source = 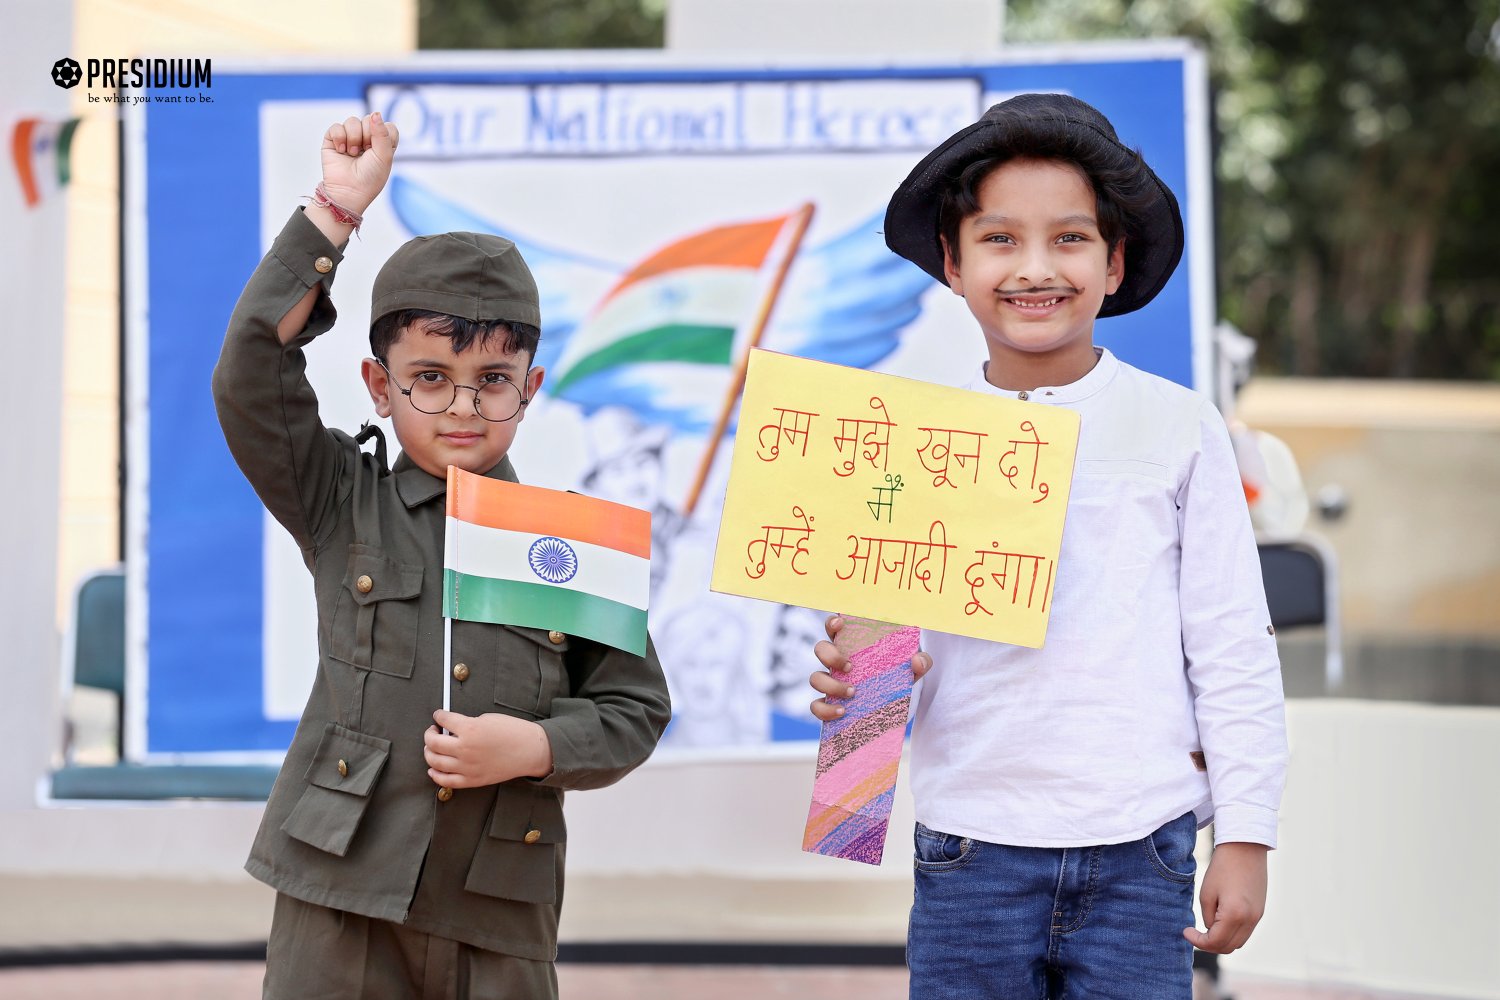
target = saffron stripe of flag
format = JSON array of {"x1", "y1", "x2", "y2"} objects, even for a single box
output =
[
  {"x1": 447, "y1": 470, "x2": 650, "y2": 559},
  {"x1": 596, "y1": 216, "x2": 791, "y2": 306},
  {"x1": 445, "y1": 467, "x2": 652, "y2": 656}
]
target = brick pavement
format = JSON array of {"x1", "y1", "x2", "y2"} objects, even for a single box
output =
[{"x1": 0, "y1": 962, "x2": 1444, "y2": 1000}]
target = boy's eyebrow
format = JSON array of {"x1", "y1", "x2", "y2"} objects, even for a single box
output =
[
  {"x1": 968, "y1": 213, "x2": 1100, "y2": 229},
  {"x1": 406, "y1": 357, "x2": 524, "y2": 371}
]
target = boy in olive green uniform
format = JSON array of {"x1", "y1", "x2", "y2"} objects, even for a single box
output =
[{"x1": 213, "y1": 112, "x2": 671, "y2": 999}]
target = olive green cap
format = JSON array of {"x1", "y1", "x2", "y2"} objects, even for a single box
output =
[{"x1": 370, "y1": 231, "x2": 541, "y2": 328}]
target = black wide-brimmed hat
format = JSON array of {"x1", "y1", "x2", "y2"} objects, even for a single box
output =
[{"x1": 884, "y1": 93, "x2": 1184, "y2": 318}]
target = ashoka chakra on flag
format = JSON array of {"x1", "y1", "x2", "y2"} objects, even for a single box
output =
[{"x1": 528, "y1": 536, "x2": 579, "y2": 584}]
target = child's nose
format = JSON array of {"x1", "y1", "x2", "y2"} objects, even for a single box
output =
[
  {"x1": 447, "y1": 385, "x2": 483, "y2": 416},
  {"x1": 1014, "y1": 245, "x2": 1056, "y2": 284}
]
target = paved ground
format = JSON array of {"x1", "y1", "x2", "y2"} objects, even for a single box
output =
[{"x1": 0, "y1": 961, "x2": 1442, "y2": 999}]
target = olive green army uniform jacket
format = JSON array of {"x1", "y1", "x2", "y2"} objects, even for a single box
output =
[{"x1": 212, "y1": 209, "x2": 671, "y2": 961}]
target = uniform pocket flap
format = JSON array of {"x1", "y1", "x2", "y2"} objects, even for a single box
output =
[
  {"x1": 303, "y1": 723, "x2": 391, "y2": 797},
  {"x1": 502, "y1": 623, "x2": 570, "y2": 654},
  {"x1": 487, "y1": 784, "x2": 566, "y2": 844},
  {"x1": 342, "y1": 546, "x2": 424, "y2": 606}
]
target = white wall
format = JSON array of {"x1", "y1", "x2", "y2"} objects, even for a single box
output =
[
  {"x1": 668, "y1": 0, "x2": 1003, "y2": 54},
  {"x1": 1246, "y1": 702, "x2": 1499, "y2": 996},
  {"x1": 0, "y1": 0, "x2": 71, "y2": 809}
]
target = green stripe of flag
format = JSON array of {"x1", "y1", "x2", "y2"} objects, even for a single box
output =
[
  {"x1": 552, "y1": 323, "x2": 733, "y2": 394},
  {"x1": 56, "y1": 118, "x2": 81, "y2": 187},
  {"x1": 444, "y1": 570, "x2": 648, "y2": 656}
]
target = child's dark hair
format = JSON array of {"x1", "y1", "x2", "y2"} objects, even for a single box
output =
[
  {"x1": 937, "y1": 118, "x2": 1161, "y2": 266},
  {"x1": 370, "y1": 309, "x2": 541, "y2": 363}
]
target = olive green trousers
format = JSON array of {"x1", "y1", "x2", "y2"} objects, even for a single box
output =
[{"x1": 264, "y1": 893, "x2": 557, "y2": 1000}]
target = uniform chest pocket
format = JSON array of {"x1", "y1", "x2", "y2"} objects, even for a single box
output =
[
  {"x1": 492, "y1": 625, "x2": 569, "y2": 719},
  {"x1": 328, "y1": 545, "x2": 425, "y2": 679}
]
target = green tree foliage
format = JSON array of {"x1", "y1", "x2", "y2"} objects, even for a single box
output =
[
  {"x1": 1009, "y1": 0, "x2": 1500, "y2": 378},
  {"x1": 418, "y1": 0, "x2": 664, "y2": 50}
]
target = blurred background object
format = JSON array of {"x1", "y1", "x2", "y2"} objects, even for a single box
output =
[{"x1": 1006, "y1": 0, "x2": 1500, "y2": 381}]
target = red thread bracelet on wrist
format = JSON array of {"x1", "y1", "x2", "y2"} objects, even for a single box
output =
[{"x1": 312, "y1": 182, "x2": 364, "y2": 232}]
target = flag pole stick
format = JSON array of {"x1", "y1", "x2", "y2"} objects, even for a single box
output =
[
  {"x1": 442, "y1": 616, "x2": 451, "y2": 716},
  {"x1": 682, "y1": 202, "x2": 816, "y2": 518},
  {"x1": 442, "y1": 465, "x2": 456, "y2": 731}
]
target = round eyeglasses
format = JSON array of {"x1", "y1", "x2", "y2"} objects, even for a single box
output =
[{"x1": 376, "y1": 359, "x2": 530, "y2": 423}]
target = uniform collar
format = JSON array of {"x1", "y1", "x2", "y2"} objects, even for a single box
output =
[
  {"x1": 967, "y1": 347, "x2": 1120, "y2": 405},
  {"x1": 392, "y1": 452, "x2": 519, "y2": 508}
]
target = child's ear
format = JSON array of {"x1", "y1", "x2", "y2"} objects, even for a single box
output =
[
  {"x1": 362, "y1": 358, "x2": 394, "y2": 418},
  {"x1": 519, "y1": 365, "x2": 546, "y2": 421},
  {"x1": 940, "y1": 237, "x2": 963, "y2": 297},
  {"x1": 1106, "y1": 239, "x2": 1126, "y2": 297}
]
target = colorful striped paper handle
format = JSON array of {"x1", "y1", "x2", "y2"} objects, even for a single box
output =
[{"x1": 802, "y1": 616, "x2": 920, "y2": 866}]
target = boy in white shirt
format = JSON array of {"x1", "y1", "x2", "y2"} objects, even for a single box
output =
[{"x1": 809, "y1": 94, "x2": 1287, "y2": 999}]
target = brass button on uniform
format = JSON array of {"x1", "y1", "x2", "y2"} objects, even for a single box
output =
[
  {"x1": 436, "y1": 786, "x2": 453, "y2": 802},
  {"x1": 523, "y1": 829, "x2": 542, "y2": 845},
  {"x1": 314, "y1": 255, "x2": 334, "y2": 274},
  {"x1": 452, "y1": 662, "x2": 470, "y2": 682},
  {"x1": 337, "y1": 758, "x2": 348, "y2": 777},
  {"x1": 547, "y1": 630, "x2": 565, "y2": 645},
  {"x1": 356, "y1": 574, "x2": 373, "y2": 594}
]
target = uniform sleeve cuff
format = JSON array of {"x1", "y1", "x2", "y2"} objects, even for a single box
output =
[
  {"x1": 270, "y1": 208, "x2": 346, "y2": 291},
  {"x1": 531, "y1": 699, "x2": 602, "y2": 788},
  {"x1": 1210, "y1": 803, "x2": 1279, "y2": 849}
]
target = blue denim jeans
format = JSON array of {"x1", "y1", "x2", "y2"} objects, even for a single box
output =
[{"x1": 907, "y1": 812, "x2": 1197, "y2": 999}]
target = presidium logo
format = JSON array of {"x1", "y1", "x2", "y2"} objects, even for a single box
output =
[
  {"x1": 51, "y1": 58, "x2": 82, "y2": 89},
  {"x1": 50, "y1": 56, "x2": 213, "y2": 104}
]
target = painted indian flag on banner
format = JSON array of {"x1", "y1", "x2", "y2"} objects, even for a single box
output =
[
  {"x1": 443, "y1": 467, "x2": 652, "y2": 656},
  {"x1": 549, "y1": 207, "x2": 811, "y2": 431}
]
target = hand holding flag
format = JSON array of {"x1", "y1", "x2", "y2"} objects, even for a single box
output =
[{"x1": 424, "y1": 710, "x2": 554, "y2": 787}]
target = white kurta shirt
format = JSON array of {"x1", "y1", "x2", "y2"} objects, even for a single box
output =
[{"x1": 914, "y1": 349, "x2": 1288, "y2": 848}]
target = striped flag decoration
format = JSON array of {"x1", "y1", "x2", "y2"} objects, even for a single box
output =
[
  {"x1": 803, "y1": 617, "x2": 920, "y2": 865},
  {"x1": 11, "y1": 117, "x2": 82, "y2": 208},
  {"x1": 444, "y1": 467, "x2": 651, "y2": 656}
]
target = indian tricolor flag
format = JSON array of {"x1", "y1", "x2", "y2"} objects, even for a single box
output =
[
  {"x1": 12, "y1": 117, "x2": 82, "y2": 208},
  {"x1": 443, "y1": 467, "x2": 651, "y2": 656},
  {"x1": 549, "y1": 206, "x2": 813, "y2": 430}
]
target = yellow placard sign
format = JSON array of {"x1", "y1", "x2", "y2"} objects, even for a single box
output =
[{"x1": 711, "y1": 350, "x2": 1080, "y2": 647}]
